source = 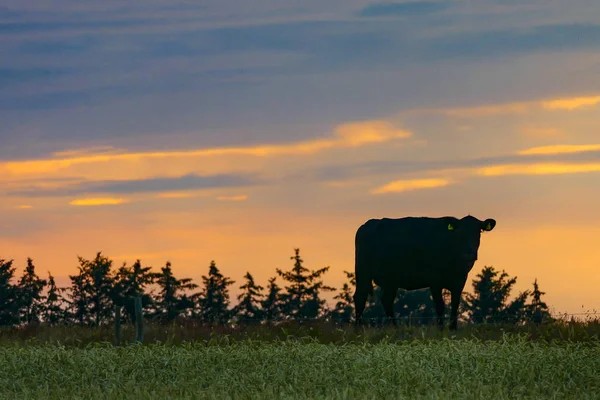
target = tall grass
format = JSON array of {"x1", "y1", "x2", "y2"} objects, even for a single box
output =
[
  {"x1": 1, "y1": 319, "x2": 599, "y2": 347},
  {"x1": 0, "y1": 336, "x2": 599, "y2": 399}
]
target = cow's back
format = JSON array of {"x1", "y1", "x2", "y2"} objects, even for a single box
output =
[{"x1": 355, "y1": 217, "x2": 452, "y2": 288}]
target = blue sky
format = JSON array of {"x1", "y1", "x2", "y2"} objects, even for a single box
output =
[{"x1": 2, "y1": 0, "x2": 600, "y2": 314}]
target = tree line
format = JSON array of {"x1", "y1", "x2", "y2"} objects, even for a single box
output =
[{"x1": 0, "y1": 248, "x2": 552, "y2": 328}]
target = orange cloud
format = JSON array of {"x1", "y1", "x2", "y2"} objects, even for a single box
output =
[
  {"x1": 370, "y1": 178, "x2": 452, "y2": 194},
  {"x1": 0, "y1": 120, "x2": 412, "y2": 178},
  {"x1": 16, "y1": 205, "x2": 33, "y2": 209},
  {"x1": 440, "y1": 103, "x2": 530, "y2": 117},
  {"x1": 542, "y1": 96, "x2": 600, "y2": 110},
  {"x1": 476, "y1": 162, "x2": 600, "y2": 176},
  {"x1": 216, "y1": 195, "x2": 248, "y2": 201},
  {"x1": 156, "y1": 191, "x2": 204, "y2": 199},
  {"x1": 69, "y1": 197, "x2": 128, "y2": 206},
  {"x1": 520, "y1": 126, "x2": 564, "y2": 138},
  {"x1": 518, "y1": 144, "x2": 600, "y2": 156}
]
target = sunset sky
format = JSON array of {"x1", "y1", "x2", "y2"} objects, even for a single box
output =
[{"x1": 2, "y1": 0, "x2": 600, "y2": 316}]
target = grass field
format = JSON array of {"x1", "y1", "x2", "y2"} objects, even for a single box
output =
[{"x1": 1, "y1": 325, "x2": 599, "y2": 399}]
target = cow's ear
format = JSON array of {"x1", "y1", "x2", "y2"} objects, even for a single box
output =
[{"x1": 481, "y1": 218, "x2": 496, "y2": 231}]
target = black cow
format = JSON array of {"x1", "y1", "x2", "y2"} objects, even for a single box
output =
[{"x1": 353, "y1": 215, "x2": 496, "y2": 330}]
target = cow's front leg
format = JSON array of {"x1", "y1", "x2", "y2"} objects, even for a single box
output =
[
  {"x1": 431, "y1": 288, "x2": 445, "y2": 330},
  {"x1": 449, "y1": 281, "x2": 467, "y2": 330}
]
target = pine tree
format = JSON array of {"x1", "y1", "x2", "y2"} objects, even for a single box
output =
[
  {"x1": 527, "y1": 278, "x2": 552, "y2": 325},
  {"x1": 67, "y1": 252, "x2": 115, "y2": 326},
  {"x1": 276, "y1": 248, "x2": 336, "y2": 321},
  {"x1": 43, "y1": 272, "x2": 66, "y2": 326},
  {"x1": 67, "y1": 267, "x2": 91, "y2": 326},
  {"x1": 232, "y1": 272, "x2": 264, "y2": 324},
  {"x1": 152, "y1": 261, "x2": 197, "y2": 323},
  {"x1": 113, "y1": 259, "x2": 157, "y2": 323},
  {"x1": 463, "y1": 266, "x2": 529, "y2": 325},
  {"x1": 330, "y1": 271, "x2": 355, "y2": 324},
  {"x1": 0, "y1": 258, "x2": 19, "y2": 327},
  {"x1": 261, "y1": 276, "x2": 283, "y2": 323},
  {"x1": 197, "y1": 260, "x2": 234, "y2": 325},
  {"x1": 16, "y1": 258, "x2": 47, "y2": 325}
]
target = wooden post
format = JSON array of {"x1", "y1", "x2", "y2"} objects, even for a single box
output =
[
  {"x1": 134, "y1": 296, "x2": 144, "y2": 343},
  {"x1": 114, "y1": 305, "x2": 121, "y2": 346}
]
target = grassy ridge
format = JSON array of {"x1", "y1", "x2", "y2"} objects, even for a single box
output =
[
  {"x1": 2, "y1": 319, "x2": 600, "y2": 346},
  {"x1": 1, "y1": 336, "x2": 599, "y2": 399}
]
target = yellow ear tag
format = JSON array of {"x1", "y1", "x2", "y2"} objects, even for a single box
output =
[
  {"x1": 485, "y1": 222, "x2": 492, "y2": 231},
  {"x1": 448, "y1": 224, "x2": 454, "y2": 231}
]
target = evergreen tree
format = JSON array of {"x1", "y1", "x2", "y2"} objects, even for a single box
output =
[
  {"x1": 276, "y1": 248, "x2": 336, "y2": 321},
  {"x1": 330, "y1": 271, "x2": 355, "y2": 324},
  {"x1": 43, "y1": 272, "x2": 66, "y2": 326},
  {"x1": 113, "y1": 259, "x2": 157, "y2": 323},
  {"x1": 67, "y1": 266, "x2": 91, "y2": 326},
  {"x1": 0, "y1": 258, "x2": 19, "y2": 327},
  {"x1": 527, "y1": 278, "x2": 552, "y2": 324},
  {"x1": 68, "y1": 252, "x2": 115, "y2": 326},
  {"x1": 261, "y1": 276, "x2": 283, "y2": 323},
  {"x1": 152, "y1": 261, "x2": 197, "y2": 323},
  {"x1": 463, "y1": 266, "x2": 529, "y2": 325},
  {"x1": 232, "y1": 272, "x2": 264, "y2": 324},
  {"x1": 16, "y1": 258, "x2": 47, "y2": 325},
  {"x1": 197, "y1": 260, "x2": 234, "y2": 325}
]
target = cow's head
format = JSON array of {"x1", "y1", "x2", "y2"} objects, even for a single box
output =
[{"x1": 442, "y1": 215, "x2": 496, "y2": 265}]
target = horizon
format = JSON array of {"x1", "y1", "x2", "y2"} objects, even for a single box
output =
[{"x1": 2, "y1": 0, "x2": 600, "y2": 317}]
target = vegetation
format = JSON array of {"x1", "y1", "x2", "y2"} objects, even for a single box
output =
[
  {"x1": 1, "y1": 337, "x2": 599, "y2": 399},
  {"x1": 0, "y1": 248, "x2": 559, "y2": 331}
]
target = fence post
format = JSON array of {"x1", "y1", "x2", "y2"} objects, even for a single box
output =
[
  {"x1": 134, "y1": 296, "x2": 144, "y2": 343},
  {"x1": 114, "y1": 305, "x2": 121, "y2": 346}
]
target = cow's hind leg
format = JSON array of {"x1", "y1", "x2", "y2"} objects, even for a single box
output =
[
  {"x1": 431, "y1": 288, "x2": 445, "y2": 330},
  {"x1": 353, "y1": 286, "x2": 368, "y2": 326},
  {"x1": 381, "y1": 286, "x2": 397, "y2": 327}
]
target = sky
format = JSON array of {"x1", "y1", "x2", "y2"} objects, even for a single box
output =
[{"x1": 2, "y1": 0, "x2": 600, "y2": 316}]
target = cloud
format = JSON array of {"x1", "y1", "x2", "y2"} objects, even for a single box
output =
[
  {"x1": 216, "y1": 195, "x2": 248, "y2": 201},
  {"x1": 428, "y1": 23, "x2": 600, "y2": 60},
  {"x1": 7, "y1": 173, "x2": 262, "y2": 198},
  {"x1": 410, "y1": 93, "x2": 600, "y2": 118},
  {"x1": 541, "y1": 95, "x2": 600, "y2": 110},
  {"x1": 370, "y1": 178, "x2": 452, "y2": 194},
  {"x1": 518, "y1": 144, "x2": 600, "y2": 156},
  {"x1": 475, "y1": 162, "x2": 600, "y2": 177},
  {"x1": 0, "y1": 120, "x2": 412, "y2": 178},
  {"x1": 155, "y1": 191, "x2": 205, "y2": 199},
  {"x1": 435, "y1": 102, "x2": 530, "y2": 117},
  {"x1": 520, "y1": 126, "x2": 564, "y2": 137},
  {"x1": 358, "y1": 2, "x2": 448, "y2": 18},
  {"x1": 16, "y1": 205, "x2": 33, "y2": 209},
  {"x1": 69, "y1": 197, "x2": 127, "y2": 206}
]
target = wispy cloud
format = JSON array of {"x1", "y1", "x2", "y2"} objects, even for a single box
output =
[
  {"x1": 1, "y1": 120, "x2": 412, "y2": 178},
  {"x1": 216, "y1": 195, "x2": 248, "y2": 201},
  {"x1": 370, "y1": 178, "x2": 452, "y2": 194},
  {"x1": 69, "y1": 197, "x2": 128, "y2": 206},
  {"x1": 518, "y1": 144, "x2": 600, "y2": 156},
  {"x1": 358, "y1": 2, "x2": 448, "y2": 18},
  {"x1": 155, "y1": 191, "x2": 204, "y2": 199},
  {"x1": 16, "y1": 205, "x2": 33, "y2": 209},
  {"x1": 7, "y1": 173, "x2": 262, "y2": 198},
  {"x1": 411, "y1": 93, "x2": 600, "y2": 118},
  {"x1": 542, "y1": 96, "x2": 600, "y2": 110},
  {"x1": 520, "y1": 126, "x2": 565, "y2": 138},
  {"x1": 475, "y1": 162, "x2": 600, "y2": 176}
]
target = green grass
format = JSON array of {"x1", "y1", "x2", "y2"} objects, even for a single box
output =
[{"x1": 1, "y1": 335, "x2": 599, "y2": 399}]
